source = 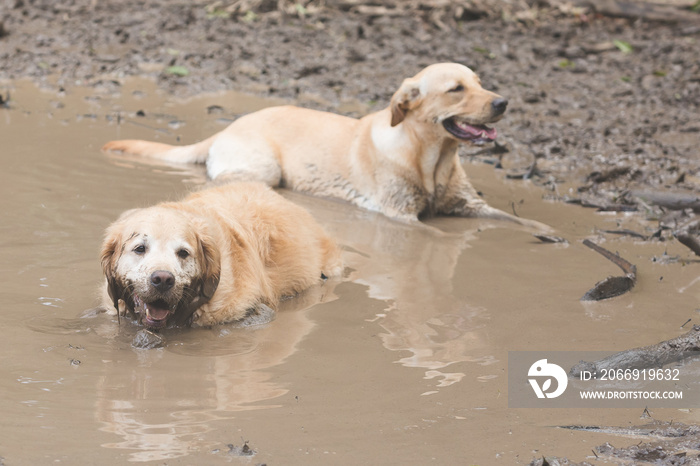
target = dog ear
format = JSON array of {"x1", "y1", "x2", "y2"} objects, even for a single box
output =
[
  {"x1": 172, "y1": 228, "x2": 221, "y2": 327},
  {"x1": 197, "y1": 229, "x2": 221, "y2": 300},
  {"x1": 390, "y1": 80, "x2": 422, "y2": 127},
  {"x1": 100, "y1": 224, "x2": 123, "y2": 311}
]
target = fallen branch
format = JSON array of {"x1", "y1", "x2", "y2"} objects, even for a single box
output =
[
  {"x1": 565, "y1": 197, "x2": 607, "y2": 209},
  {"x1": 596, "y1": 204, "x2": 638, "y2": 212},
  {"x1": 673, "y1": 217, "x2": 700, "y2": 256},
  {"x1": 573, "y1": 0, "x2": 700, "y2": 23},
  {"x1": 534, "y1": 234, "x2": 568, "y2": 244},
  {"x1": 583, "y1": 239, "x2": 636, "y2": 276},
  {"x1": 629, "y1": 189, "x2": 700, "y2": 212},
  {"x1": 570, "y1": 325, "x2": 700, "y2": 377},
  {"x1": 332, "y1": 0, "x2": 496, "y2": 21},
  {"x1": 581, "y1": 239, "x2": 637, "y2": 301},
  {"x1": 505, "y1": 158, "x2": 539, "y2": 180},
  {"x1": 599, "y1": 228, "x2": 648, "y2": 240}
]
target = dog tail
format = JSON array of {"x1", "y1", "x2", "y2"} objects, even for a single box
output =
[{"x1": 102, "y1": 135, "x2": 216, "y2": 164}]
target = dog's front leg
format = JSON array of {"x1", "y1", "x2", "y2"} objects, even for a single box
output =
[
  {"x1": 232, "y1": 303, "x2": 276, "y2": 327},
  {"x1": 438, "y1": 169, "x2": 552, "y2": 231}
]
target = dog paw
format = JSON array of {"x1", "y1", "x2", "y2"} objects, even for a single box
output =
[{"x1": 231, "y1": 303, "x2": 276, "y2": 328}]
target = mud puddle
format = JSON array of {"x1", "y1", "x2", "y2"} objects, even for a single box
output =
[{"x1": 1, "y1": 80, "x2": 700, "y2": 464}]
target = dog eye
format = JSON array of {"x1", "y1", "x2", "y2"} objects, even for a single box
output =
[
  {"x1": 177, "y1": 249, "x2": 190, "y2": 259},
  {"x1": 448, "y1": 84, "x2": 465, "y2": 93},
  {"x1": 133, "y1": 244, "x2": 146, "y2": 255}
]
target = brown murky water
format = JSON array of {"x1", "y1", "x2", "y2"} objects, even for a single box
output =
[{"x1": 2, "y1": 79, "x2": 700, "y2": 465}]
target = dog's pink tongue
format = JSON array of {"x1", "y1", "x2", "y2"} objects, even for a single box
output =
[
  {"x1": 481, "y1": 126, "x2": 497, "y2": 139},
  {"x1": 145, "y1": 303, "x2": 170, "y2": 321},
  {"x1": 458, "y1": 121, "x2": 497, "y2": 140}
]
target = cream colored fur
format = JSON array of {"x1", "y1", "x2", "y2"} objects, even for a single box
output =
[
  {"x1": 103, "y1": 63, "x2": 549, "y2": 230},
  {"x1": 100, "y1": 182, "x2": 342, "y2": 327}
]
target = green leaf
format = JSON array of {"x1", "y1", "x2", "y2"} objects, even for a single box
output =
[
  {"x1": 558, "y1": 59, "x2": 575, "y2": 69},
  {"x1": 473, "y1": 46, "x2": 496, "y2": 59},
  {"x1": 613, "y1": 39, "x2": 633, "y2": 54},
  {"x1": 166, "y1": 66, "x2": 189, "y2": 77},
  {"x1": 294, "y1": 3, "x2": 308, "y2": 17},
  {"x1": 242, "y1": 10, "x2": 258, "y2": 22},
  {"x1": 205, "y1": 3, "x2": 231, "y2": 18}
]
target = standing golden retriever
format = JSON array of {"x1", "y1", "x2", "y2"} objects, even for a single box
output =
[
  {"x1": 103, "y1": 62, "x2": 547, "y2": 229},
  {"x1": 100, "y1": 183, "x2": 342, "y2": 328}
]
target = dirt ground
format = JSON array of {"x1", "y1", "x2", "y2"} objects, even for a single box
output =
[
  {"x1": 2, "y1": 0, "x2": 699, "y2": 214},
  {"x1": 2, "y1": 1, "x2": 700, "y2": 464}
]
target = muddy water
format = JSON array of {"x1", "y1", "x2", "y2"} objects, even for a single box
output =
[{"x1": 1, "y1": 79, "x2": 699, "y2": 465}]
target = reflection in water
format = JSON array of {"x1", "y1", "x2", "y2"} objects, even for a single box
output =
[
  {"x1": 92, "y1": 282, "x2": 338, "y2": 462},
  {"x1": 353, "y1": 231, "x2": 491, "y2": 391},
  {"x1": 284, "y1": 192, "x2": 504, "y2": 392},
  {"x1": 99, "y1": 399, "x2": 217, "y2": 462}
]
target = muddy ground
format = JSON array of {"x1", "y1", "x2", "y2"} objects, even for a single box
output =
[
  {"x1": 2, "y1": 0, "x2": 700, "y2": 216},
  {"x1": 2, "y1": 0, "x2": 700, "y2": 464}
]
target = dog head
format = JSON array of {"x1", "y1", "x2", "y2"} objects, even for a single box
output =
[
  {"x1": 100, "y1": 207, "x2": 220, "y2": 329},
  {"x1": 390, "y1": 63, "x2": 507, "y2": 144}
]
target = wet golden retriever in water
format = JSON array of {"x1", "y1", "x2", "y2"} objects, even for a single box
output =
[
  {"x1": 100, "y1": 183, "x2": 343, "y2": 329},
  {"x1": 103, "y1": 63, "x2": 548, "y2": 230}
]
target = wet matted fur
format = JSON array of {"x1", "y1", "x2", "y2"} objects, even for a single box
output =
[{"x1": 100, "y1": 183, "x2": 343, "y2": 328}]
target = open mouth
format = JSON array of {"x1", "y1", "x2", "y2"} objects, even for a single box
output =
[
  {"x1": 443, "y1": 117, "x2": 497, "y2": 143},
  {"x1": 134, "y1": 295, "x2": 172, "y2": 329}
]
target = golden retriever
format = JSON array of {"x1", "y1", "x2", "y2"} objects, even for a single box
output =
[
  {"x1": 100, "y1": 182, "x2": 342, "y2": 328},
  {"x1": 103, "y1": 62, "x2": 547, "y2": 229}
]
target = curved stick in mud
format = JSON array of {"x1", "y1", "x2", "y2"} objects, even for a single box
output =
[
  {"x1": 673, "y1": 217, "x2": 700, "y2": 257},
  {"x1": 581, "y1": 239, "x2": 637, "y2": 301}
]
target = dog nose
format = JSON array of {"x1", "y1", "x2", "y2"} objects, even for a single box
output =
[
  {"x1": 491, "y1": 98, "x2": 508, "y2": 115},
  {"x1": 150, "y1": 270, "x2": 175, "y2": 292}
]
